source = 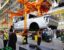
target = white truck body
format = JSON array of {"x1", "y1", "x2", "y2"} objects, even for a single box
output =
[{"x1": 13, "y1": 14, "x2": 58, "y2": 30}]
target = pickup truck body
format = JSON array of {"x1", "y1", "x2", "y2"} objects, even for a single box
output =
[{"x1": 13, "y1": 14, "x2": 58, "y2": 31}]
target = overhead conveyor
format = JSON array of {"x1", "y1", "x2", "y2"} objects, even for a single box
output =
[
  {"x1": 0, "y1": 0, "x2": 9, "y2": 10},
  {"x1": 47, "y1": 6, "x2": 64, "y2": 14},
  {"x1": 0, "y1": 0, "x2": 18, "y2": 15}
]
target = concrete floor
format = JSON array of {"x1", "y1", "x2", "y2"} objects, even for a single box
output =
[
  {"x1": 0, "y1": 35, "x2": 64, "y2": 50},
  {"x1": 16, "y1": 36, "x2": 64, "y2": 50}
]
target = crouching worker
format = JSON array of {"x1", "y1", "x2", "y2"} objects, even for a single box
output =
[{"x1": 22, "y1": 30, "x2": 28, "y2": 44}]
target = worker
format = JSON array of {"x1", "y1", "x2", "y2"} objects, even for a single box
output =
[
  {"x1": 8, "y1": 31, "x2": 17, "y2": 50},
  {"x1": 35, "y1": 30, "x2": 42, "y2": 50},
  {"x1": 4, "y1": 30, "x2": 9, "y2": 48},
  {"x1": 0, "y1": 31, "x2": 4, "y2": 49},
  {"x1": 9, "y1": 25, "x2": 14, "y2": 34},
  {"x1": 37, "y1": 30, "x2": 41, "y2": 46},
  {"x1": 22, "y1": 30, "x2": 28, "y2": 44}
]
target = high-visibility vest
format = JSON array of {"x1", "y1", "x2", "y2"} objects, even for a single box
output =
[
  {"x1": 35, "y1": 35, "x2": 38, "y2": 41},
  {"x1": 4, "y1": 32, "x2": 9, "y2": 40},
  {"x1": 23, "y1": 36, "x2": 26, "y2": 43},
  {"x1": 35, "y1": 32, "x2": 41, "y2": 41}
]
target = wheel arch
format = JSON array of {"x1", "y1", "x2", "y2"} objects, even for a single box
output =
[{"x1": 29, "y1": 22, "x2": 39, "y2": 31}]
